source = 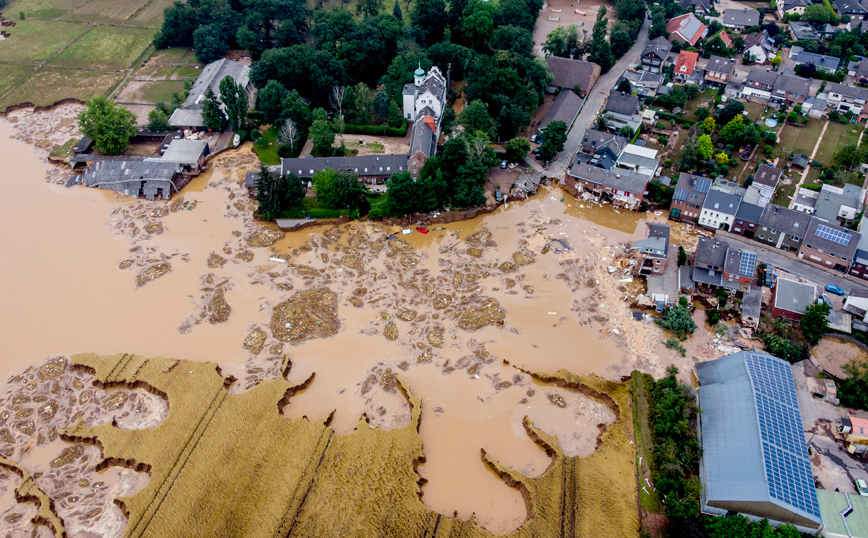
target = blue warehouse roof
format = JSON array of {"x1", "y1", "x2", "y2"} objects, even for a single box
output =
[{"x1": 697, "y1": 351, "x2": 822, "y2": 528}]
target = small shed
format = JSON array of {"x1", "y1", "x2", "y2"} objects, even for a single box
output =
[{"x1": 156, "y1": 139, "x2": 210, "y2": 172}]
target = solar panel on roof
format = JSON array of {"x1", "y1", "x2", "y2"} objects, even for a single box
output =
[
  {"x1": 815, "y1": 224, "x2": 852, "y2": 246},
  {"x1": 743, "y1": 353, "x2": 821, "y2": 519},
  {"x1": 739, "y1": 252, "x2": 757, "y2": 277}
]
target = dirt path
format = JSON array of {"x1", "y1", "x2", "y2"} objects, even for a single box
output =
[{"x1": 788, "y1": 119, "x2": 829, "y2": 208}]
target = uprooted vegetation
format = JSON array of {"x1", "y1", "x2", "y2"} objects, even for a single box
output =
[{"x1": 51, "y1": 353, "x2": 639, "y2": 537}]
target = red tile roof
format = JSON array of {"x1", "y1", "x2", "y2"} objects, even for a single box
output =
[
  {"x1": 675, "y1": 50, "x2": 699, "y2": 76},
  {"x1": 719, "y1": 31, "x2": 733, "y2": 48}
]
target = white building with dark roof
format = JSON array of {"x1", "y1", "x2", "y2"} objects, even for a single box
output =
[
  {"x1": 401, "y1": 65, "x2": 447, "y2": 178},
  {"x1": 699, "y1": 189, "x2": 742, "y2": 230}
]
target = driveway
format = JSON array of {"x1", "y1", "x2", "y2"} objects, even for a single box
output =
[
  {"x1": 717, "y1": 231, "x2": 868, "y2": 294},
  {"x1": 646, "y1": 245, "x2": 680, "y2": 299}
]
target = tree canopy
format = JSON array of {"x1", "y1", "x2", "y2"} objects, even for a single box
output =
[
  {"x1": 77, "y1": 97, "x2": 138, "y2": 155},
  {"x1": 801, "y1": 300, "x2": 830, "y2": 346}
]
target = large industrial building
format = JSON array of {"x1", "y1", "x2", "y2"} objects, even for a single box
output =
[{"x1": 696, "y1": 351, "x2": 823, "y2": 531}]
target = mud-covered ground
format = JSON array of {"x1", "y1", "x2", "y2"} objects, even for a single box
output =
[{"x1": 0, "y1": 107, "x2": 723, "y2": 536}]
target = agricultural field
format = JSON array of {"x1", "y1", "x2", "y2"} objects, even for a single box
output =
[
  {"x1": 62, "y1": 352, "x2": 639, "y2": 538},
  {"x1": 0, "y1": 63, "x2": 36, "y2": 97},
  {"x1": 126, "y1": 0, "x2": 179, "y2": 28},
  {"x1": 118, "y1": 79, "x2": 187, "y2": 104},
  {"x1": 4, "y1": 0, "x2": 83, "y2": 20},
  {"x1": 49, "y1": 26, "x2": 154, "y2": 69},
  {"x1": 0, "y1": 66, "x2": 123, "y2": 110},
  {"x1": 0, "y1": 19, "x2": 87, "y2": 63},
  {"x1": 61, "y1": 0, "x2": 145, "y2": 25}
]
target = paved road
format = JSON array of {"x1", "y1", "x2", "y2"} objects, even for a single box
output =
[
  {"x1": 551, "y1": 18, "x2": 651, "y2": 177},
  {"x1": 717, "y1": 231, "x2": 868, "y2": 295}
]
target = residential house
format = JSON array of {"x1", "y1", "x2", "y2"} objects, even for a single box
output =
[
  {"x1": 539, "y1": 90, "x2": 583, "y2": 132},
  {"x1": 756, "y1": 204, "x2": 811, "y2": 251},
  {"x1": 281, "y1": 155, "x2": 410, "y2": 184},
  {"x1": 826, "y1": 82, "x2": 868, "y2": 116},
  {"x1": 793, "y1": 187, "x2": 819, "y2": 214},
  {"x1": 848, "y1": 232, "x2": 868, "y2": 280},
  {"x1": 545, "y1": 56, "x2": 601, "y2": 97},
  {"x1": 777, "y1": 0, "x2": 811, "y2": 18},
  {"x1": 615, "y1": 143, "x2": 659, "y2": 179},
  {"x1": 408, "y1": 113, "x2": 438, "y2": 178},
  {"x1": 678, "y1": 0, "x2": 711, "y2": 15},
  {"x1": 731, "y1": 202, "x2": 765, "y2": 238},
  {"x1": 667, "y1": 13, "x2": 709, "y2": 47},
  {"x1": 847, "y1": 56, "x2": 868, "y2": 81},
  {"x1": 813, "y1": 183, "x2": 866, "y2": 224},
  {"x1": 564, "y1": 164, "x2": 649, "y2": 209},
  {"x1": 81, "y1": 160, "x2": 186, "y2": 201},
  {"x1": 641, "y1": 37, "x2": 672, "y2": 73},
  {"x1": 632, "y1": 223, "x2": 671, "y2": 276},
  {"x1": 839, "y1": 416, "x2": 868, "y2": 456},
  {"x1": 741, "y1": 288, "x2": 763, "y2": 328},
  {"x1": 743, "y1": 32, "x2": 773, "y2": 64},
  {"x1": 699, "y1": 188, "x2": 742, "y2": 230},
  {"x1": 692, "y1": 237, "x2": 729, "y2": 288},
  {"x1": 792, "y1": 153, "x2": 811, "y2": 169},
  {"x1": 704, "y1": 55, "x2": 736, "y2": 86},
  {"x1": 618, "y1": 70, "x2": 664, "y2": 99},
  {"x1": 718, "y1": 31, "x2": 735, "y2": 50},
  {"x1": 722, "y1": 247, "x2": 758, "y2": 290},
  {"x1": 723, "y1": 8, "x2": 760, "y2": 30},
  {"x1": 670, "y1": 172, "x2": 711, "y2": 222},
  {"x1": 743, "y1": 163, "x2": 782, "y2": 207},
  {"x1": 790, "y1": 47, "x2": 841, "y2": 73},
  {"x1": 147, "y1": 139, "x2": 210, "y2": 173},
  {"x1": 741, "y1": 68, "x2": 812, "y2": 104},
  {"x1": 770, "y1": 278, "x2": 817, "y2": 320},
  {"x1": 244, "y1": 171, "x2": 260, "y2": 197},
  {"x1": 604, "y1": 90, "x2": 640, "y2": 116},
  {"x1": 804, "y1": 95, "x2": 828, "y2": 117},
  {"x1": 402, "y1": 65, "x2": 446, "y2": 121},
  {"x1": 674, "y1": 50, "x2": 700, "y2": 83},
  {"x1": 843, "y1": 288, "x2": 868, "y2": 317},
  {"x1": 603, "y1": 109, "x2": 643, "y2": 136},
  {"x1": 833, "y1": 0, "x2": 868, "y2": 21},
  {"x1": 168, "y1": 59, "x2": 254, "y2": 131},
  {"x1": 798, "y1": 217, "x2": 860, "y2": 271},
  {"x1": 578, "y1": 130, "x2": 628, "y2": 171},
  {"x1": 789, "y1": 21, "x2": 821, "y2": 42}
]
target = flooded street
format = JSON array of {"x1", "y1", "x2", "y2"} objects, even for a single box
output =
[{"x1": 0, "y1": 107, "x2": 690, "y2": 535}]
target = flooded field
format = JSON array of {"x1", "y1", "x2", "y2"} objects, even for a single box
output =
[
  {"x1": 813, "y1": 336, "x2": 868, "y2": 379},
  {"x1": 0, "y1": 107, "x2": 694, "y2": 536}
]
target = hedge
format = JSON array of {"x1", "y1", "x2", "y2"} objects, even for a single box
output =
[
  {"x1": 343, "y1": 122, "x2": 408, "y2": 137},
  {"x1": 650, "y1": 109, "x2": 696, "y2": 126},
  {"x1": 802, "y1": 184, "x2": 822, "y2": 191},
  {"x1": 259, "y1": 208, "x2": 354, "y2": 220}
]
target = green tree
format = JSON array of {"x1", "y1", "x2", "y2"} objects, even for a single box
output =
[
  {"x1": 218, "y1": 75, "x2": 249, "y2": 133},
  {"x1": 588, "y1": 7, "x2": 614, "y2": 73},
  {"x1": 77, "y1": 97, "x2": 138, "y2": 155},
  {"x1": 309, "y1": 117, "x2": 335, "y2": 156},
  {"x1": 719, "y1": 114, "x2": 745, "y2": 145},
  {"x1": 201, "y1": 87, "x2": 227, "y2": 132},
  {"x1": 357, "y1": 0, "x2": 384, "y2": 18},
  {"x1": 255, "y1": 165, "x2": 287, "y2": 217},
  {"x1": 543, "y1": 25, "x2": 573, "y2": 57},
  {"x1": 256, "y1": 80, "x2": 287, "y2": 123},
  {"x1": 836, "y1": 144, "x2": 867, "y2": 169},
  {"x1": 654, "y1": 303, "x2": 697, "y2": 339},
  {"x1": 312, "y1": 168, "x2": 365, "y2": 209},
  {"x1": 412, "y1": 0, "x2": 448, "y2": 45},
  {"x1": 616, "y1": 78, "x2": 632, "y2": 94},
  {"x1": 384, "y1": 171, "x2": 418, "y2": 215},
  {"x1": 284, "y1": 173, "x2": 306, "y2": 210},
  {"x1": 193, "y1": 24, "x2": 229, "y2": 64},
  {"x1": 771, "y1": 54, "x2": 782, "y2": 70},
  {"x1": 840, "y1": 359, "x2": 868, "y2": 410},
  {"x1": 678, "y1": 246, "x2": 687, "y2": 266},
  {"x1": 719, "y1": 100, "x2": 745, "y2": 124},
  {"x1": 715, "y1": 152, "x2": 730, "y2": 166},
  {"x1": 393, "y1": 0, "x2": 402, "y2": 20},
  {"x1": 539, "y1": 120, "x2": 567, "y2": 161},
  {"x1": 279, "y1": 89, "x2": 313, "y2": 133},
  {"x1": 619, "y1": 125, "x2": 634, "y2": 139},
  {"x1": 759, "y1": 332, "x2": 807, "y2": 362},
  {"x1": 461, "y1": 0, "x2": 496, "y2": 49},
  {"x1": 458, "y1": 101, "x2": 495, "y2": 139},
  {"x1": 697, "y1": 134, "x2": 714, "y2": 161},
  {"x1": 694, "y1": 106, "x2": 710, "y2": 120},
  {"x1": 147, "y1": 108, "x2": 169, "y2": 131},
  {"x1": 504, "y1": 137, "x2": 531, "y2": 161},
  {"x1": 649, "y1": 11, "x2": 667, "y2": 39},
  {"x1": 595, "y1": 112, "x2": 610, "y2": 131},
  {"x1": 679, "y1": 134, "x2": 700, "y2": 170},
  {"x1": 801, "y1": 300, "x2": 830, "y2": 346},
  {"x1": 803, "y1": 2, "x2": 832, "y2": 23},
  {"x1": 703, "y1": 116, "x2": 716, "y2": 133},
  {"x1": 387, "y1": 100, "x2": 405, "y2": 128}
]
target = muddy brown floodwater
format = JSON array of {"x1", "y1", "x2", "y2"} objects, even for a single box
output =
[{"x1": 0, "y1": 107, "x2": 694, "y2": 536}]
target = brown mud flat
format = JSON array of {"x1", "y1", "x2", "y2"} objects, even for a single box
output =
[{"x1": 37, "y1": 352, "x2": 638, "y2": 538}]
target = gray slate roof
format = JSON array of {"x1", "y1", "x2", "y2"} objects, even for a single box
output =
[
  {"x1": 781, "y1": 0, "x2": 811, "y2": 11},
  {"x1": 697, "y1": 352, "x2": 822, "y2": 528},
  {"x1": 633, "y1": 222, "x2": 671, "y2": 253},
  {"x1": 753, "y1": 164, "x2": 783, "y2": 189},
  {"x1": 540, "y1": 90, "x2": 583, "y2": 131},
  {"x1": 153, "y1": 139, "x2": 209, "y2": 165},
  {"x1": 567, "y1": 164, "x2": 649, "y2": 195},
  {"x1": 792, "y1": 49, "x2": 841, "y2": 71},
  {"x1": 168, "y1": 59, "x2": 251, "y2": 128},
  {"x1": 703, "y1": 189, "x2": 742, "y2": 216},
  {"x1": 82, "y1": 159, "x2": 180, "y2": 188},
  {"x1": 545, "y1": 56, "x2": 600, "y2": 93},
  {"x1": 673, "y1": 173, "x2": 711, "y2": 203},
  {"x1": 803, "y1": 217, "x2": 860, "y2": 259},
  {"x1": 696, "y1": 236, "x2": 729, "y2": 268},
  {"x1": 679, "y1": 0, "x2": 710, "y2": 11},
  {"x1": 706, "y1": 55, "x2": 736, "y2": 76},
  {"x1": 774, "y1": 278, "x2": 817, "y2": 314},
  {"x1": 723, "y1": 8, "x2": 760, "y2": 26},
  {"x1": 693, "y1": 266, "x2": 723, "y2": 286},
  {"x1": 581, "y1": 130, "x2": 627, "y2": 155},
  {"x1": 814, "y1": 183, "x2": 865, "y2": 222},
  {"x1": 736, "y1": 201, "x2": 765, "y2": 223},
  {"x1": 759, "y1": 204, "x2": 811, "y2": 239},
  {"x1": 281, "y1": 154, "x2": 410, "y2": 178},
  {"x1": 834, "y1": 0, "x2": 868, "y2": 15},
  {"x1": 605, "y1": 90, "x2": 640, "y2": 116},
  {"x1": 643, "y1": 37, "x2": 672, "y2": 61},
  {"x1": 828, "y1": 81, "x2": 868, "y2": 101},
  {"x1": 789, "y1": 21, "x2": 821, "y2": 41},
  {"x1": 742, "y1": 288, "x2": 763, "y2": 319},
  {"x1": 409, "y1": 114, "x2": 437, "y2": 159}
]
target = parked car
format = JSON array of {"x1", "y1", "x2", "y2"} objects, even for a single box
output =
[
  {"x1": 856, "y1": 478, "x2": 868, "y2": 496},
  {"x1": 500, "y1": 160, "x2": 508, "y2": 169},
  {"x1": 826, "y1": 284, "x2": 845, "y2": 296},
  {"x1": 530, "y1": 134, "x2": 538, "y2": 143},
  {"x1": 532, "y1": 148, "x2": 541, "y2": 154}
]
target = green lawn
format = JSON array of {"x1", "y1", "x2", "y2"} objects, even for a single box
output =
[
  {"x1": 61, "y1": 0, "x2": 149, "y2": 25},
  {"x1": 684, "y1": 90, "x2": 717, "y2": 118},
  {"x1": 3, "y1": 0, "x2": 82, "y2": 19},
  {"x1": 254, "y1": 126, "x2": 281, "y2": 165},
  {"x1": 772, "y1": 179, "x2": 797, "y2": 207},
  {"x1": 135, "y1": 79, "x2": 187, "y2": 103},
  {"x1": 815, "y1": 121, "x2": 863, "y2": 168},
  {"x1": 775, "y1": 121, "x2": 820, "y2": 159},
  {"x1": 173, "y1": 66, "x2": 203, "y2": 78},
  {"x1": 631, "y1": 373, "x2": 662, "y2": 514},
  {"x1": 136, "y1": 65, "x2": 177, "y2": 78},
  {"x1": 148, "y1": 47, "x2": 195, "y2": 64},
  {"x1": 50, "y1": 26, "x2": 155, "y2": 69},
  {"x1": 0, "y1": 19, "x2": 87, "y2": 63},
  {"x1": 125, "y1": 0, "x2": 178, "y2": 27},
  {"x1": 0, "y1": 63, "x2": 36, "y2": 97},
  {"x1": 0, "y1": 66, "x2": 123, "y2": 111}
]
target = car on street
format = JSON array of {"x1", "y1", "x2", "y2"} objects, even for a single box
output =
[
  {"x1": 857, "y1": 478, "x2": 868, "y2": 496},
  {"x1": 826, "y1": 284, "x2": 845, "y2": 296},
  {"x1": 500, "y1": 160, "x2": 508, "y2": 169}
]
